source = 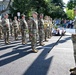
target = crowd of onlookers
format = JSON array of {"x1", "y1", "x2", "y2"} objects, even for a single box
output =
[{"x1": 53, "y1": 18, "x2": 74, "y2": 29}]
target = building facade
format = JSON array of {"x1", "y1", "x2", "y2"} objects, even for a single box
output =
[{"x1": 0, "y1": 0, "x2": 10, "y2": 16}]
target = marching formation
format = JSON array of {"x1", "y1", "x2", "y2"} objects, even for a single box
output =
[{"x1": 0, "y1": 12, "x2": 53, "y2": 53}]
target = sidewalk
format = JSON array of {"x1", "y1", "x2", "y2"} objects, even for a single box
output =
[{"x1": 0, "y1": 35, "x2": 75, "y2": 75}]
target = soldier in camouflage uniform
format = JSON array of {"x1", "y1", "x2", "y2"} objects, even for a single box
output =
[
  {"x1": 47, "y1": 16, "x2": 51, "y2": 39},
  {"x1": 20, "y1": 14, "x2": 28, "y2": 45},
  {"x1": 47, "y1": 16, "x2": 52, "y2": 38},
  {"x1": 9, "y1": 19, "x2": 13, "y2": 36},
  {"x1": 2, "y1": 14, "x2": 10, "y2": 44},
  {"x1": 38, "y1": 13, "x2": 45, "y2": 46},
  {"x1": 49, "y1": 17, "x2": 53, "y2": 37},
  {"x1": 27, "y1": 17, "x2": 32, "y2": 41},
  {"x1": 29, "y1": 12, "x2": 38, "y2": 53},
  {"x1": 44, "y1": 16, "x2": 49, "y2": 41},
  {"x1": 0, "y1": 17, "x2": 3, "y2": 39},
  {"x1": 12, "y1": 16, "x2": 19, "y2": 40}
]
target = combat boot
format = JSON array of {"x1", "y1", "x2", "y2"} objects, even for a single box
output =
[
  {"x1": 5, "y1": 41, "x2": 9, "y2": 45},
  {"x1": 22, "y1": 41, "x2": 26, "y2": 45},
  {"x1": 40, "y1": 43, "x2": 45, "y2": 46},
  {"x1": 70, "y1": 67, "x2": 76, "y2": 75},
  {"x1": 15, "y1": 38, "x2": 18, "y2": 41},
  {"x1": 70, "y1": 67, "x2": 76, "y2": 72},
  {"x1": 32, "y1": 49, "x2": 38, "y2": 53},
  {"x1": 45, "y1": 40, "x2": 48, "y2": 42},
  {"x1": 70, "y1": 71, "x2": 76, "y2": 75}
]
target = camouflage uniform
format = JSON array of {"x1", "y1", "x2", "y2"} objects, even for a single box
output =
[
  {"x1": 9, "y1": 19, "x2": 13, "y2": 36},
  {"x1": 38, "y1": 18, "x2": 45, "y2": 46},
  {"x1": 12, "y1": 17, "x2": 19, "y2": 40},
  {"x1": 20, "y1": 14, "x2": 28, "y2": 44},
  {"x1": 44, "y1": 19, "x2": 49, "y2": 41},
  {"x1": 2, "y1": 14, "x2": 10, "y2": 44},
  {"x1": 18, "y1": 19, "x2": 21, "y2": 35},
  {"x1": 0, "y1": 19, "x2": 3, "y2": 39},
  {"x1": 47, "y1": 21, "x2": 51, "y2": 38},
  {"x1": 29, "y1": 16, "x2": 38, "y2": 53},
  {"x1": 74, "y1": 19, "x2": 76, "y2": 32},
  {"x1": 27, "y1": 17, "x2": 32, "y2": 41},
  {"x1": 49, "y1": 18, "x2": 53, "y2": 37}
]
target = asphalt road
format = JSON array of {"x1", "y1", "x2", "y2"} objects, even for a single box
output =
[{"x1": 0, "y1": 35, "x2": 75, "y2": 75}]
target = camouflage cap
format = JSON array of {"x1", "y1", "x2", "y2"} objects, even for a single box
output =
[
  {"x1": 4, "y1": 13, "x2": 8, "y2": 16},
  {"x1": 40, "y1": 13, "x2": 44, "y2": 16},
  {"x1": 21, "y1": 14, "x2": 25, "y2": 17},
  {"x1": 32, "y1": 11, "x2": 38, "y2": 15}
]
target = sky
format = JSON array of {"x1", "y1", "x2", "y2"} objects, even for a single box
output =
[
  {"x1": 63, "y1": 0, "x2": 69, "y2": 4},
  {"x1": 0, "y1": 0, "x2": 3, "y2": 1}
]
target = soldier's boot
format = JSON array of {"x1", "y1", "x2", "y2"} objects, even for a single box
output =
[
  {"x1": 40, "y1": 43, "x2": 45, "y2": 46},
  {"x1": 0, "y1": 33, "x2": 2, "y2": 39},
  {"x1": 6, "y1": 37, "x2": 10, "y2": 44},
  {"x1": 5, "y1": 41, "x2": 8, "y2": 44},
  {"x1": 5, "y1": 38, "x2": 8, "y2": 44},
  {"x1": 0, "y1": 36, "x2": 2, "y2": 39},
  {"x1": 48, "y1": 36, "x2": 51, "y2": 39},
  {"x1": 7, "y1": 40, "x2": 10, "y2": 44},
  {"x1": 22, "y1": 41, "x2": 26, "y2": 45},
  {"x1": 32, "y1": 49, "x2": 38, "y2": 53},
  {"x1": 45, "y1": 39, "x2": 48, "y2": 42},
  {"x1": 70, "y1": 67, "x2": 76, "y2": 72},
  {"x1": 45, "y1": 36, "x2": 48, "y2": 42},
  {"x1": 15, "y1": 37, "x2": 18, "y2": 41},
  {"x1": 0, "y1": 33, "x2": 1, "y2": 39},
  {"x1": 5, "y1": 40, "x2": 9, "y2": 45},
  {"x1": 15, "y1": 34, "x2": 18, "y2": 40},
  {"x1": 70, "y1": 70, "x2": 76, "y2": 75}
]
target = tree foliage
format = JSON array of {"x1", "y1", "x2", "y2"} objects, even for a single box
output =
[
  {"x1": 67, "y1": 0, "x2": 76, "y2": 9},
  {"x1": 10, "y1": 0, "x2": 66, "y2": 18},
  {"x1": 66, "y1": 8, "x2": 74, "y2": 19}
]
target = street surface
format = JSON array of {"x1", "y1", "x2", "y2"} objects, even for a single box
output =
[{"x1": 0, "y1": 29, "x2": 75, "y2": 75}]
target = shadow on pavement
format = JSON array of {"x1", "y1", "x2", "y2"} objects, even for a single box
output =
[
  {"x1": 0, "y1": 47, "x2": 33, "y2": 67},
  {"x1": 58, "y1": 36, "x2": 71, "y2": 44},
  {"x1": 0, "y1": 35, "x2": 71, "y2": 73},
  {"x1": 23, "y1": 48, "x2": 53, "y2": 75}
]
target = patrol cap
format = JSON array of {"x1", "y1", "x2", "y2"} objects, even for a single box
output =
[
  {"x1": 4, "y1": 13, "x2": 8, "y2": 16},
  {"x1": 21, "y1": 14, "x2": 25, "y2": 17},
  {"x1": 32, "y1": 11, "x2": 38, "y2": 15},
  {"x1": 40, "y1": 13, "x2": 44, "y2": 16}
]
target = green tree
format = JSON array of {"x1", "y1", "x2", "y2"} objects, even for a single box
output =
[
  {"x1": 67, "y1": 0, "x2": 76, "y2": 9},
  {"x1": 46, "y1": 0, "x2": 66, "y2": 18},
  {"x1": 66, "y1": 8, "x2": 74, "y2": 19},
  {"x1": 51, "y1": 0, "x2": 64, "y2": 8},
  {"x1": 10, "y1": 0, "x2": 66, "y2": 18}
]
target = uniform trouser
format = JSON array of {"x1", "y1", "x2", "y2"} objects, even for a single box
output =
[
  {"x1": 50, "y1": 28, "x2": 52, "y2": 37},
  {"x1": 21, "y1": 30, "x2": 26, "y2": 43},
  {"x1": 39, "y1": 29, "x2": 44, "y2": 44},
  {"x1": 29, "y1": 30, "x2": 31, "y2": 40},
  {"x1": 0, "y1": 27, "x2": 2, "y2": 39},
  {"x1": 14, "y1": 27, "x2": 18, "y2": 40},
  {"x1": 4, "y1": 29, "x2": 9, "y2": 43},
  {"x1": 47, "y1": 27, "x2": 51, "y2": 38},
  {"x1": 10, "y1": 26, "x2": 13, "y2": 36},
  {"x1": 31, "y1": 33, "x2": 37, "y2": 50},
  {"x1": 44, "y1": 29, "x2": 48, "y2": 41}
]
